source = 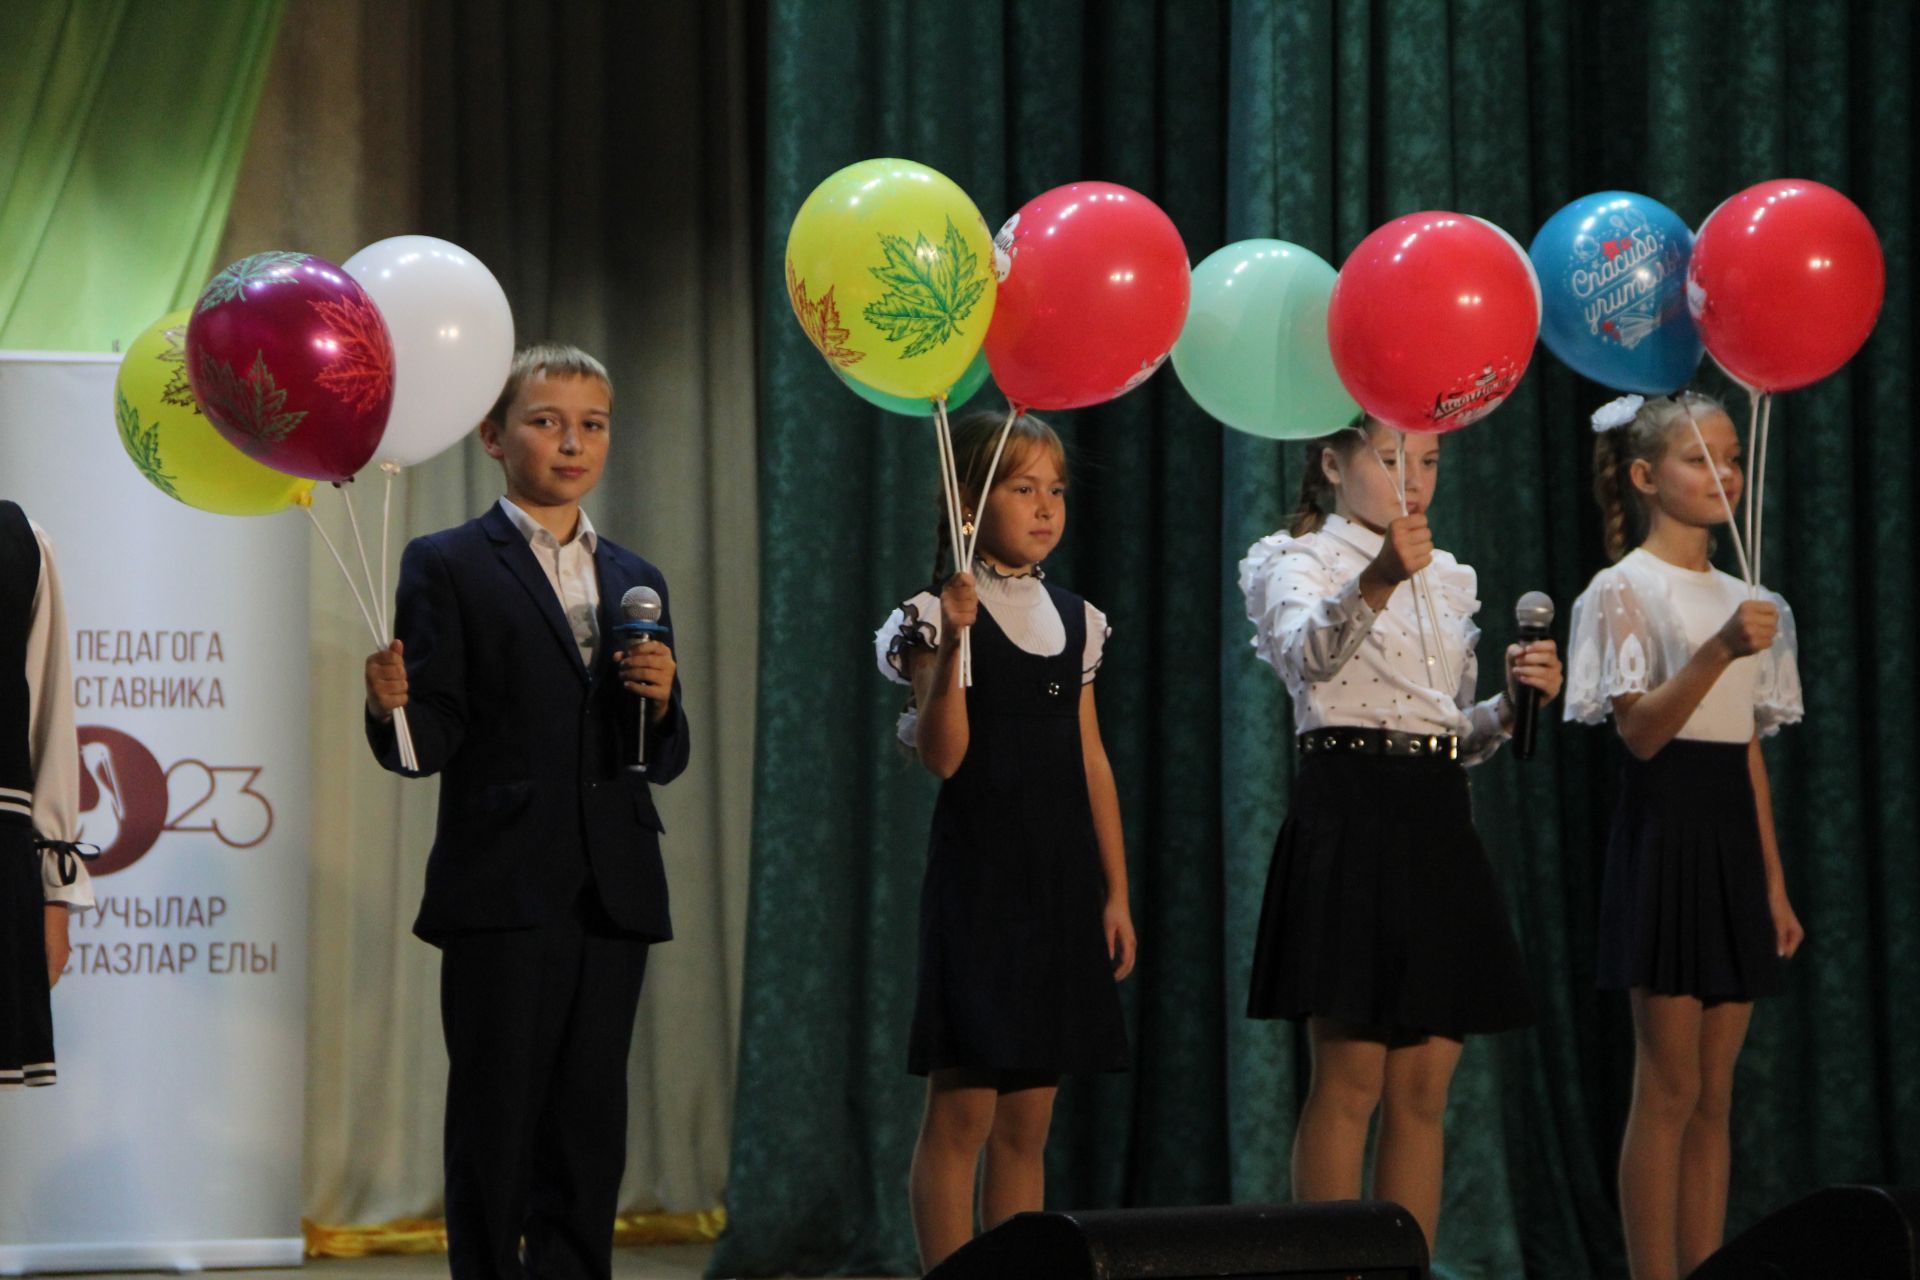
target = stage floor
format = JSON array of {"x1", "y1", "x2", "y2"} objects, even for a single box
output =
[{"x1": 50, "y1": 1248, "x2": 907, "y2": 1280}]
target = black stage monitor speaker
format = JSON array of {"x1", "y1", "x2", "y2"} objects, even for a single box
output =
[
  {"x1": 1690, "y1": 1185, "x2": 1920, "y2": 1279},
  {"x1": 923, "y1": 1200, "x2": 1428, "y2": 1280}
]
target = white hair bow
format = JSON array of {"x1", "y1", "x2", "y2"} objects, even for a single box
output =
[{"x1": 1590, "y1": 394, "x2": 1645, "y2": 433}]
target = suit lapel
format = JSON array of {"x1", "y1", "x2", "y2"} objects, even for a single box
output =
[
  {"x1": 483, "y1": 505, "x2": 590, "y2": 682},
  {"x1": 593, "y1": 540, "x2": 628, "y2": 685}
]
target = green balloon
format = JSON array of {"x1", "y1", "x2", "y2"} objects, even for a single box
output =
[
  {"x1": 835, "y1": 347, "x2": 992, "y2": 416},
  {"x1": 1172, "y1": 239, "x2": 1359, "y2": 440}
]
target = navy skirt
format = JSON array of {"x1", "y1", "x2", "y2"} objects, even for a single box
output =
[
  {"x1": 1247, "y1": 752, "x2": 1533, "y2": 1039},
  {"x1": 1597, "y1": 739, "x2": 1782, "y2": 1002},
  {"x1": 2, "y1": 823, "x2": 55, "y2": 1088}
]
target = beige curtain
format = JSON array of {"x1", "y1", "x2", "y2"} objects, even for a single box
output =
[{"x1": 218, "y1": 0, "x2": 756, "y2": 1225}]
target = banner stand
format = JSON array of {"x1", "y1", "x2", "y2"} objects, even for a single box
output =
[{"x1": 0, "y1": 352, "x2": 308, "y2": 1274}]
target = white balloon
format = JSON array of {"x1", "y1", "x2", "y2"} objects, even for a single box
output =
[{"x1": 344, "y1": 235, "x2": 515, "y2": 469}]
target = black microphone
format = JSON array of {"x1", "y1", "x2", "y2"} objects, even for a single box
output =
[
  {"x1": 1511, "y1": 591, "x2": 1555, "y2": 761},
  {"x1": 614, "y1": 586, "x2": 668, "y2": 772}
]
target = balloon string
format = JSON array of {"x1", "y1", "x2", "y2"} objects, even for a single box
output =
[
  {"x1": 1371, "y1": 433, "x2": 1456, "y2": 696},
  {"x1": 954, "y1": 404, "x2": 1020, "y2": 689},
  {"x1": 931, "y1": 399, "x2": 971, "y2": 685},
  {"x1": 338, "y1": 484, "x2": 385, "y2": 637},
  {"x1": 380, "y1": 464, "x2": 397, "y2": 637},
  {"x1": 305, "y1": 502, "x2": 383, "y2": 646},
  {"x1": 1374, "y1": 436, "x2": 1431, "y2": 675},
  {"x1": 1684, "y1": 413, "x2": 1754, "y2": 589},
  {"x1": 933, "y1": 401, "x2": 965, "y2": 575},
  {"x1": 308, "y1": 491, "x2": 417, "y2": 770},
  {"x1": 962, "y1": 406, "x2": 1019, "y2": 565},
  {"x1": 375, "y1": 465, "x2": 416, "y2": 770},
  {"x1": 1741, "y1": 391, "x2": 1760, "y2": 593},
  {"x1": 1758, "y1": 395, "x2": 1766, "y2": 591}
]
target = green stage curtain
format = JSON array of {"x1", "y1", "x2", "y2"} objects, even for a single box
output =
[
  {"x1": 0, "y1": 0, "x2": 283, "y2": 351},
  {"x1": 721, "y1": 2, "x2": 1916, "y2": 1276}
]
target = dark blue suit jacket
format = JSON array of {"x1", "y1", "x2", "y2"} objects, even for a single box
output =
[{"x1": 367, "y1": 504, "x2": 689, "y2": 944}]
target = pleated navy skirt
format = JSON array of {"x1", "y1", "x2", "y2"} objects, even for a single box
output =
[
  {"x1": 1247, "y1": 752, "x2": 1533, "y2": 1039},
  {"x1": 1597, "y1": 739, "x2": 1782, "y2": 1003}
]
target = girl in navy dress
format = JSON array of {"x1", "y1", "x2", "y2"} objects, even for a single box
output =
[
  {"x1": 1568, "y1": 392, "x2": 1804, "y2": 1280},
  {"x1": 1238, "y1": 415, "x2": 1561, "y2": 1254},
  {"x1": 875, "y1": 410, "x2": 1133, "y2": 1272}
]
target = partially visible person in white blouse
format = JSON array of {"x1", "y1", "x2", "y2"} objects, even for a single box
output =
[
  {"x1": 1567, "y1": 392, "x2": 1804, "y2": 1280},
  {"x1": 1237, "y1": 414, "x2": 1561, "y2": 1255},
  {"x1": 4, "y1": 501, "x2": 93, "y2": 1090}
]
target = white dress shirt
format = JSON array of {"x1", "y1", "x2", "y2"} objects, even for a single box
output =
[
  {"x1": 498, "y1": 498, "x2": 601, "y2": 667},
  {"x1": 22, "y1": 522, "x2": 92, "y2": 908},
  {"x1": 1564, "y1": 547, "x2": 1800, "y2": 742},
  {"x1": 1239, "y1": 514, "x2": 1510, "y2": 765}
]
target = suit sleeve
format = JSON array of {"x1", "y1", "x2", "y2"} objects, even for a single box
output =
[
  {"x1": 641, "y1": 571, "x2": 691, "y2": 785},
  {"x1": 365, "y1": 537, "x2": 469, "y2": 777}
]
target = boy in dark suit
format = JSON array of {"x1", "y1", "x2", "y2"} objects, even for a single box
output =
[{"x1": 363, "y1": 343, "x2": 687, "y2": 1280}]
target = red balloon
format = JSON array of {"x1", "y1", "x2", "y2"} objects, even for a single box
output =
[
  {"x1": 1328, "y1": 212, "x2": 1539, "y2": 433},
  {"x1": 983, "y1": 182, "x2": 1190, "y2": 411},
  {"x1": 186, "y1": 251, "x2": 395, "y2": 482},
  {"x1": 1687, "y1": 179, "x2": 1884, "y2": 392}
]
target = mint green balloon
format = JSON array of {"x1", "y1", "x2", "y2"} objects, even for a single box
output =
[
  {"x1": 835, "y1": 347, "x2": 992, "y2": 416},
  {"x1": 1172, "y1": 239, "x2": 1359, "y2": 440}
]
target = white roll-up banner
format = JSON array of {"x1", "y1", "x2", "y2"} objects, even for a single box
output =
[{"x1": 0, "y1": 352, "x2": 309, "y2": 1272}]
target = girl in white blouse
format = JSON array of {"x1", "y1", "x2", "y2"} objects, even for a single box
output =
[
  {"x1": 1567, "y1": 392, "x2": 1803, "y2": 1280},
  {"x1": 1238, "y1": 415, "x2": 1561, "y2": 1255}
]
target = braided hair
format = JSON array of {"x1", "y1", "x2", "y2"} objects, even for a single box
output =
[{"x1": 1591, "y1": 391, "x2": 1725, "y2": 562}]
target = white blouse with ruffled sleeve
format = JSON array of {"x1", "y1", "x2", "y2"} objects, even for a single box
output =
[
  {"x1": 873, "y1": 561, "x2": 1109, "y2": 746},
  {"x1": 1564, "y1": 547, "x2": 1800, "y2": 742},
  {"x1": 1238, "y1": 514, "x2": 1510, "y2": 765},
  {"x1": 25, "y1": 521, "x2": 93, "y2": 909}
]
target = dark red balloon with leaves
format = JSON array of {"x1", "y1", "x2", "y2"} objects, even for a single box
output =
[
  {"x1": 1687, "y1": 179, "x2": 1884, "y2": 392},
  {"x1": 1328, "y1": 212, "x2": 1539, "y2": 434},
  {"x1": 186, "y1": 251, "x2": 395, "y2": 482},
  {"x1": 983, "y1": 182, "x2": 1191, "y2": 411}
]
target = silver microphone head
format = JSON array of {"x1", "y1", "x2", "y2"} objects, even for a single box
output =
[
  {"x1": 1515, "y1": 591, "x2": 1555, "y2": 629},
  {"x1": 620, "y1": 585, "x2": 662, "y2": 623}
]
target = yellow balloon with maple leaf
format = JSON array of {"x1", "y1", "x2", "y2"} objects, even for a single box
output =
[
  {"x1": 785, "y1": 158, "x2": 998, "y2": 401},
  {"x1": 113, "y1": 309, "x2": 315, "y2": 516}
]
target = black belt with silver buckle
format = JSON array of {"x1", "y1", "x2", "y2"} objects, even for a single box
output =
[{"x1": 1298, "y1": 727, "x2": 1460, "y2": 761}]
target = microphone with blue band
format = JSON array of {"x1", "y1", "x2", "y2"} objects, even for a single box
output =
[{"x1": 614, "y1": 586, "x2": 668, "y2": 772}]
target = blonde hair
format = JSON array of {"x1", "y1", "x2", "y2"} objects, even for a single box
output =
[
  {"x1": 931, "y1": 409, "x2": 1067, "y2": 583},
  {"x1": 485, "y1": 342, "x2": 613, "y2": 427},
  {"x1": 1592, "y1": 391, "x2": 1726, "y2": 561}
]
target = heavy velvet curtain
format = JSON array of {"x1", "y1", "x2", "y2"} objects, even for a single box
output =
[{"x1": 721, "y1": 2, "x2": 1916, "y2": 1276}]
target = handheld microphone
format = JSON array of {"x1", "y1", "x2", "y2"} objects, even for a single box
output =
[
  {"x1": 1512, "y1": 591, "x2": 1555, "y2": 762},
  {"x1": 614, "y1": 586, "x2": 668, "y2": 772}
]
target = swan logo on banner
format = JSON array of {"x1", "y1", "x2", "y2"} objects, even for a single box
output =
[{"x1": 76, "y1": 726, "x2": 275, "y2": 876}]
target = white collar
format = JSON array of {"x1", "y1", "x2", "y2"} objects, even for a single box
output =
[
  {"x1": 972, "y1": 555, "x2": 1048, "y2": 606},
  {"x1": 1625, "y1": 545, "x2": 1722, "y2": 581},
  {"x1": 498, "y1": 497, "x2": 598, "y2": 552},
  {"x1": 1319, "y1": 512, "x2": 1384, "y2": 558}
]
